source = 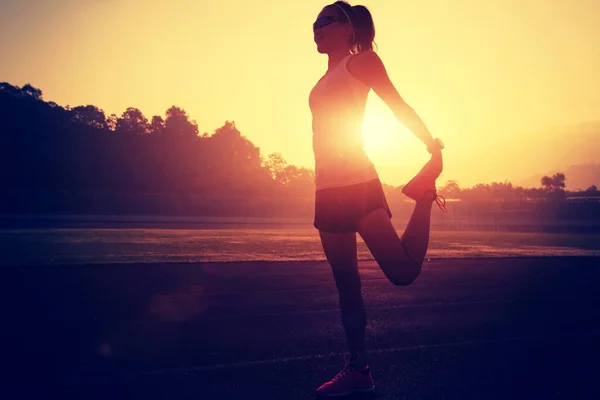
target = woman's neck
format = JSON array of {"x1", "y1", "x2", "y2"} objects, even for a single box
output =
[{"x1": 327, "y1": 49, "x2": 352, "y2": 72}]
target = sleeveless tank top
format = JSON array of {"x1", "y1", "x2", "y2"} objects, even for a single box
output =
[{"x1": 309, "y1": 52, "x2": 379, "y2": 190}]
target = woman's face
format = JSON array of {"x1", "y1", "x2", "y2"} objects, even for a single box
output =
[{"x1": 313, "y1": 6, "x2": 353, "y2": 54}]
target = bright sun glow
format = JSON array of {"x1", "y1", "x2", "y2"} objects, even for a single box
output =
[
  {"x1": 362, "y1": 95, "x2": 408, "y2": 161},
  {"x1": 361, "y1": 94, "x2": 431, "y2": 185}
]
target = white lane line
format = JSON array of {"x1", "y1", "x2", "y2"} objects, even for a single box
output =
[
  {"x1": 64, "y1": 328, "x2": 600, "y2": 386},
  {"x1": 134, "y1": 328, "x2": 600, "y2": 375}
]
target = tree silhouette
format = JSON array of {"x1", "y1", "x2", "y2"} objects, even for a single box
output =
[
  {"x1": 440, "y1": 180, "x2": 461, "y2": 198},
  {"x1": 72, "y1": 105, "x2": 108, "y2": 129},
  {"x1": 165, "y1": 106, "x2": 198, "y2": 138},
  {"x1": 21, "y1": 83, "x2": 43, "y2": 100},
  {"x1": 206, "y1": 121, "x2": 270, "y2": 193},
  {"x1": 263, "y1": 152, "x2": 314, "y2": 188},
  {"x1": 0, "y1": 82, "x2": 31, "y2": 97},
  {"x1": 264, "y1": 153, "x2": 289, "y2": 184},
  {"x1": 116, "y1": 107, "x2": 149, "y2": 135},
  {"x1": 541, "y1": 173, "x2": 566, "y2": 191},
  {"x1": 106, "y1": 113, "x2": 118, "y2": 131},
  {"x1": 149, "y1": 115, "x2": 165, "y2": 136},
  {"x1": 541, "y1": 172, "x2": 566, "y2": 200}
]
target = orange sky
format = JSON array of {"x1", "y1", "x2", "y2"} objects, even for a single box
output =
[{"x1": 1, "y1": 0, "x2": 599, "y2": 187}]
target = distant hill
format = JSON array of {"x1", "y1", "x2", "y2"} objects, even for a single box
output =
[
  {"x1": 519, "y1": 163, "x2": 600, "y2": 190},
  {"x1": 522, "y1": 120, "x2": 599, "y2": 170},
  {"x1": 509, "y1": 120, "x2": 600, "y2": 189},
  {"x1": 545, "y1": 121, "x2": 600, "y2": 165}
]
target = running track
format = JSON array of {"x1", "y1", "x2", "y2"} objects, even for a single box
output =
[{"x1": 2, "y1": 257, "x2": 599, "y2": 399}]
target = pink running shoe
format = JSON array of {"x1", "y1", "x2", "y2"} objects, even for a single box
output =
[
  {"x1": 316, "y1": 364, "x2": 375, "y2": 397},
  {"x1": 401, "y1": 139, "x2": 447, "y2": 213}
]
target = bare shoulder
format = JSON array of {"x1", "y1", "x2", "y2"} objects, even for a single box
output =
[{"x1": 346, "y1": 51, "x2": 388, "y2": 87}]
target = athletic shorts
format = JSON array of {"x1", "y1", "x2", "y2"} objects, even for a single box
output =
[{"x1": 314, "y1": 178, "x2": 392, "y2": 233}]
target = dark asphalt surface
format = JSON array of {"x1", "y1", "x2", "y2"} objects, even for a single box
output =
[{"x1": 2, "y1": 257, "x2": 599, "y2": 399}]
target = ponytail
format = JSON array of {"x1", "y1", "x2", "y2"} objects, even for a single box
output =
[
  {"x1": 350, "y1": 5, "x2": 375, "y2": 53},
  {"x1": 332, "y1": 1, "x2": 376, "y2": 53}
]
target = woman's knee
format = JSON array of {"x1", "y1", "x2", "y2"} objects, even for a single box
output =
[{"x1": 385, "y1": 261, "x2": 422, "y2": 286}]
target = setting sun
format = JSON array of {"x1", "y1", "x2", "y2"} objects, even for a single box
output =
[{"x1": 362, "y1": 94, "x2": 404, "y2": 158}]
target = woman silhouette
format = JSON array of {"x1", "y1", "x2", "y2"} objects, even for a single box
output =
[{"x1": 309, "y1": 1, "x2": 446, "y2": 397}]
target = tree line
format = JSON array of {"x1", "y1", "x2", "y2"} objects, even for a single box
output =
[
  {"x1": 0, "y1": 82, "x2": 313, "y2": 195},
  {"x1": 437, "y1": 173, "x2": 598, "y2": 202},
  {"x1": 1, "y1": 82, "x2": 597, "y2": 217}
]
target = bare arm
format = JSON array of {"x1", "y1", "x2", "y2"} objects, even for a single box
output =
[{"x1": 348, "y1": 51, "x2": 442, "y2": 152}]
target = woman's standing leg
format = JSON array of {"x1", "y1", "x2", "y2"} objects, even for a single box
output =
[
  {"x1": 316, "y1": 230, "x2": 376, "y2": 397},
  {"x1": 318, "y1": 230, "x2": 368, "y2": 365}
]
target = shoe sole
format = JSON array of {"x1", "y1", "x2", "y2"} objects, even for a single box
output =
[
  {"x1": 316, "y1": 386, "x2": 376, "y2": 397},
  {"x1": 401, "y1": 157, "x2": 443, "y2": 200},
  {"x1": 401, "y1": 178, "x2": 434, "y2": 201}
]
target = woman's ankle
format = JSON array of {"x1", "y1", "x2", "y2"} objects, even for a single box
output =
[
  {"x1": 419, "y1": 190, "x2": 436, "y2": 203},
  {"x1": 348, "y1": 351, "x2": 369, "y2": 369}
]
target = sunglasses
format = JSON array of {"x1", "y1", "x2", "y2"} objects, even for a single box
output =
[{"x1": 313, "y1": 16, "x2": 344, "y2": 31}]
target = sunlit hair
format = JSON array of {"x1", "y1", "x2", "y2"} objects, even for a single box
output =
[{"x1": 330, "y1": 1, "x2": 376, "y2": 53}]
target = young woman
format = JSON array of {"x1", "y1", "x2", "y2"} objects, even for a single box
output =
[{"x1": 309, "y1": 1, "x2": 446, "y2": 397}]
